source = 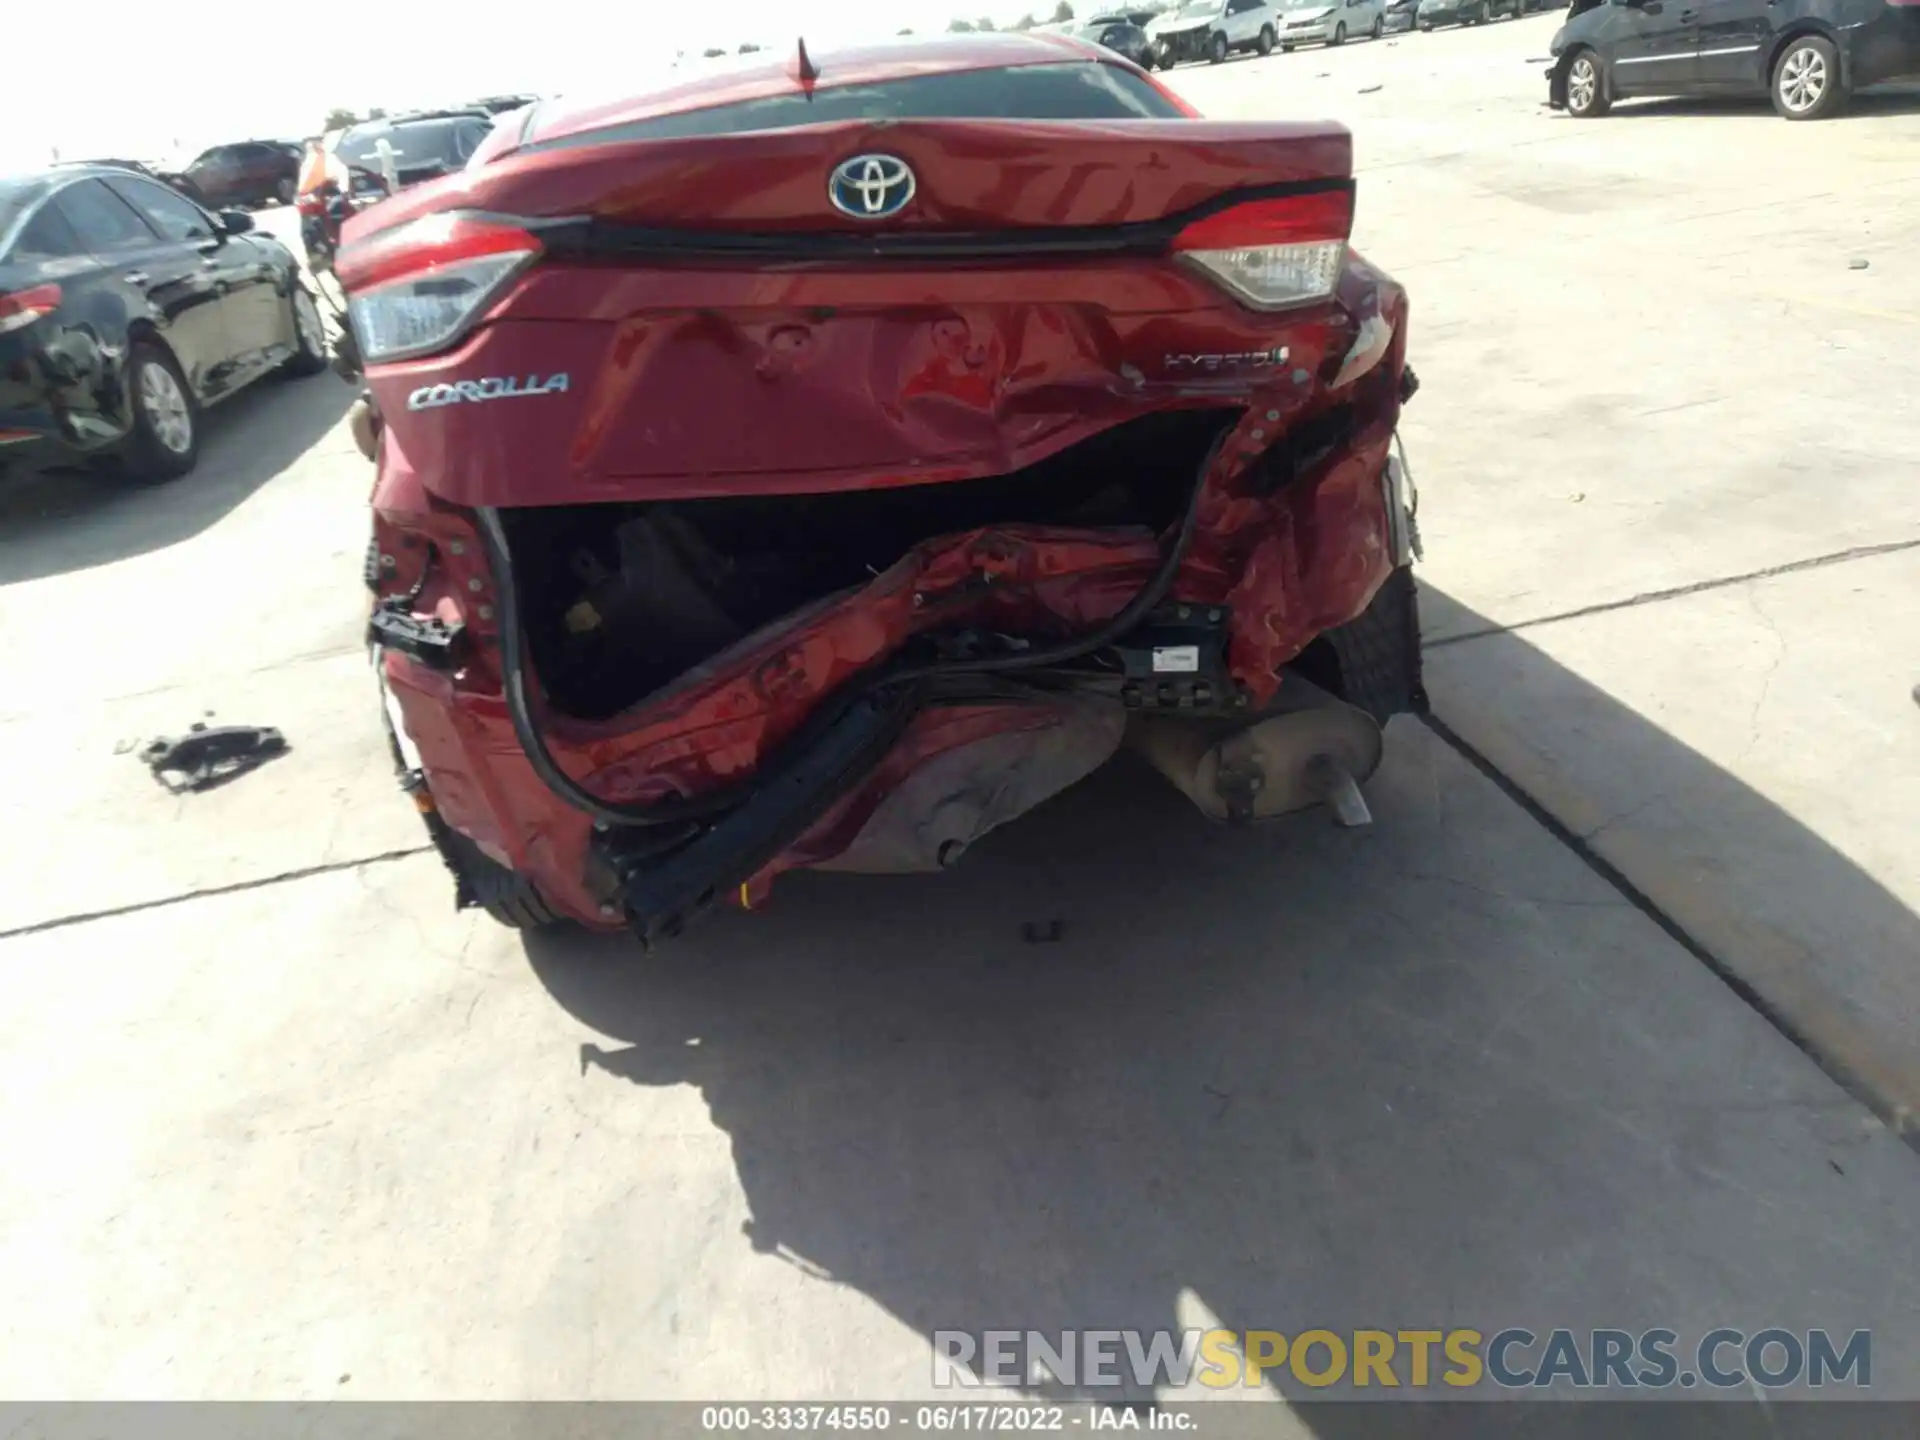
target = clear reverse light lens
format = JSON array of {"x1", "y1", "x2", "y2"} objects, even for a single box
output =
[
  {"x1": 348, "y1": 251, "x2": 532, "y2": 364},
  {"x1": 1178, "y1": 240, "x2": 1347, "y2": 310}
]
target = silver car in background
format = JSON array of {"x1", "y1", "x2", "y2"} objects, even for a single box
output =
[
  {"x1": 1148, "y1": 0, "x2": 1284, "y2": 63},
  {"x1": 1276, "y1": 0, "x2": 1388, "y2": 46}
]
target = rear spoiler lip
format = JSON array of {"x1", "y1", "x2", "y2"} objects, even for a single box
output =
[
  {"x1": 519, "y1": 176, "x2": 1357, "y2": 264},
  {"x1": 344, "y1": 118, "x2": 1352, "y2": 252}
]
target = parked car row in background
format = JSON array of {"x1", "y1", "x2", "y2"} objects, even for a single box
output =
[
  {"x1": 1081, "y1": 0, "x2": 1915, "y2": 118},
  {"x1": 1094, "y1": 0, "x2": 1914, "y2": 119},
  {"x1": 164, "y1": 96, "x2": 533, "y2": 224},
  {"x1": 1086, "y1": 0, "x2": 1556, "y2": 65}
]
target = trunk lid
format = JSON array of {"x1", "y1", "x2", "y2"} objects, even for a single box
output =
[
  {"x1": 347, "y1": 118, "x2": 1358, "y2": 509},
  {"x1": 353, "y1": 118, "x2": 1350, "y2": 234}
]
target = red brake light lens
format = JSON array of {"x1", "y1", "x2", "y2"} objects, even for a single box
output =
[
  {"x1": 1171, "y1": 189, "x2": 1353, "y2": 310},
  {"x1": 337, "y1": 214, "x2": 541, "y2": 364},
  {"x1": 0, "y1": 284, "x2": 62, "y2": 336}
]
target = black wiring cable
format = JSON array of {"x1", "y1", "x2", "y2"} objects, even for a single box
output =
[
  {"x1": 876, "y1": 429, "x2": 1227, "y2": 686},
  {"x1": 473, "y1": 428, "x2": 1228, "y2": 829},
  {"x1": 477, "y1": 504, "x2": 780, "y2": 828}
]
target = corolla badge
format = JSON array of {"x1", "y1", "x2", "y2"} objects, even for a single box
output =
[
  {"x1": 407, "y1": 373, "x2": 570, "y2": 410},
  {"x1": 828, "y1": 154, "x2": 916, "y2": 220}
]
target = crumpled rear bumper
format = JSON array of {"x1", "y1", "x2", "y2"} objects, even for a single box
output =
[
  {"x1": 383, "y1": 437, "x2": 1404, "y2": 931},
  {"x1": 377, "y1": 268, "x2": 1417, "y2": 935}
]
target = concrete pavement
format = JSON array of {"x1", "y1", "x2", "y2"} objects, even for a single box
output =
[
  {"x1": 1425, "y1": 548, "x2": 1920, "y2": 1135},
  {"x1": 4, "y1": 723, "x2": 1918, "y2": 1398},
  {"x1": 1184, "y1": 28, "x2": 1920, "y2": 1137},
  {"x1": 1, "y1": 21, "x2": 1917, "y2": 1403}
]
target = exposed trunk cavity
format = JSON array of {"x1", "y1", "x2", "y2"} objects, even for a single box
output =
[{"x1": 501, "y1": 408, "x2": 1236, "y2": 719}]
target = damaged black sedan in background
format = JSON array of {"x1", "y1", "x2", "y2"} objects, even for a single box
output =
[{"x1": 1547, "y1": 0, "x2": 1920, "y2": 119}]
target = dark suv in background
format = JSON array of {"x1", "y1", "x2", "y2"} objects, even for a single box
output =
[
  {"x1": 297, "y1": 111, "x2": 497, "y2": 272},
  {"x1": 182, "y1": 141, "x2": 304, "y2": 209},
  {"x1": 333, "y1": 110, "x2": 495, "y2": 190},
  {"x1": 1076, "y1": 15, "x2": 1158, "y2": 64}
]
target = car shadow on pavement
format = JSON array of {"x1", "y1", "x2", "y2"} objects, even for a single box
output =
[
  {"x1": 521, "y1": 581, "x2": 1920, "y2": 1411},
  {"x1": 0, "y1": 373, "x2": 354, "y2": 588},
  {"x1": 1604, "y1": 85, "x2": 1920, "y2": 121}
]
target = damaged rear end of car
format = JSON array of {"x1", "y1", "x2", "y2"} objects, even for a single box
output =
[{"x1": 342, "y1": 38, "x2": 1424, "y2": 946}]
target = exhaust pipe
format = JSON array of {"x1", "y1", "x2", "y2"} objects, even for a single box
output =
[{"x1": 1125, "y1": 674, "x2": 1383, "y2": 827}]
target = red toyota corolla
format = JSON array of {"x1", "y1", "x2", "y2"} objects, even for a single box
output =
[{"x1": 338, "y1": 33, "x2": 1425, "y2": 946}]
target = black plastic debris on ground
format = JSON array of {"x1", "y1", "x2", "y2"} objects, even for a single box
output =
[{"x1": 141, "y1": 724, "x2": 289, "y2": 794}]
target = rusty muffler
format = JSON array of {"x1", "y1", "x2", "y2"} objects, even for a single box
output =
[{"x1": 1124, "y1": 675, "x2": 1383, "y2": 827}]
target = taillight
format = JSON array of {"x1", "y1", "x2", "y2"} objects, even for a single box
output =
[
  {"x1": 1171, "y1": 189, "x2": 1353, "y2": 311},
  {"x1": 0, "y1": 284, "x2": 62, "y2": 337},
  {"x1": 337, "y1": 213, "x2": 540, "y2": 364}
]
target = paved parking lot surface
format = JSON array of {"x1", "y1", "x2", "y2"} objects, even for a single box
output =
[
  {"x1": 2, "y1": 22, "x2": 1916, "y2": 1401},
  {"x1": 1176, "y1": 26, "x2": 1920, "y2": 1136}
]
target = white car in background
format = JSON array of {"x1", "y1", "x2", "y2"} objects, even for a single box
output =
[
  {"x1": 1147, "y1": 0, "x2": 1283, "y2": 65},
  {"x1": 1275, "y1": 0, "x2": 1389, "y2": 45}
]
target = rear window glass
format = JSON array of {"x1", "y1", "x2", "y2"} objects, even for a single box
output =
[
  {"x1": 52, "y1": 179, "x2": 155, "y2": 253},
  {"x1": 0, "y1": 179, "x2": 50, "y2": 254},
  {"x1": 11, "y1": 202, "x2": 84, "y2": 261},
  {"x1": 531, "y1": 62, "x2": 1183, "y2": 149},
  {"x1": 107, "y1": 177, "x2": 215, "y2": 243}
]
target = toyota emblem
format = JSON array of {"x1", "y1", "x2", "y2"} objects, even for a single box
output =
[{"x1": 828, "y1": 154, "x2": 917, "y2": 220}]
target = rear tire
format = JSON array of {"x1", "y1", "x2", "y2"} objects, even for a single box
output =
[
  {"x1": 454, "y1": 834, "x2": 571, "y2": 931},
  {"x1": 1209, "y1": 29, "x2": 1229, "y2": 61},
  {"x1": 1324, "y1": 566, "x2": 1426, "y2": 725},
  {"x1": 280, "y1": 285, "x2": 329, "y2": 378},
  {"x1": 1258, "y1": 24, "x2": 1275, "y2": 53},
  {"x1": 1771, "y1": 35, "x2": 1845, "y2": 119},
  {"x1": 1564, "y1": 48, "x2": 1610, "y2": 116},
  {"x1": 1371, "y1": 15, "x2": 1384, "y2": 36},
  {"x1": 474, "y1": 862, "x2": 569, "y2": 931},
  {"x1": 275, "y1": 177, "x2": 294, "y2": 206},
  {"x1": 117, "y1": 342, "x2": 199, "y2": 484}
]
